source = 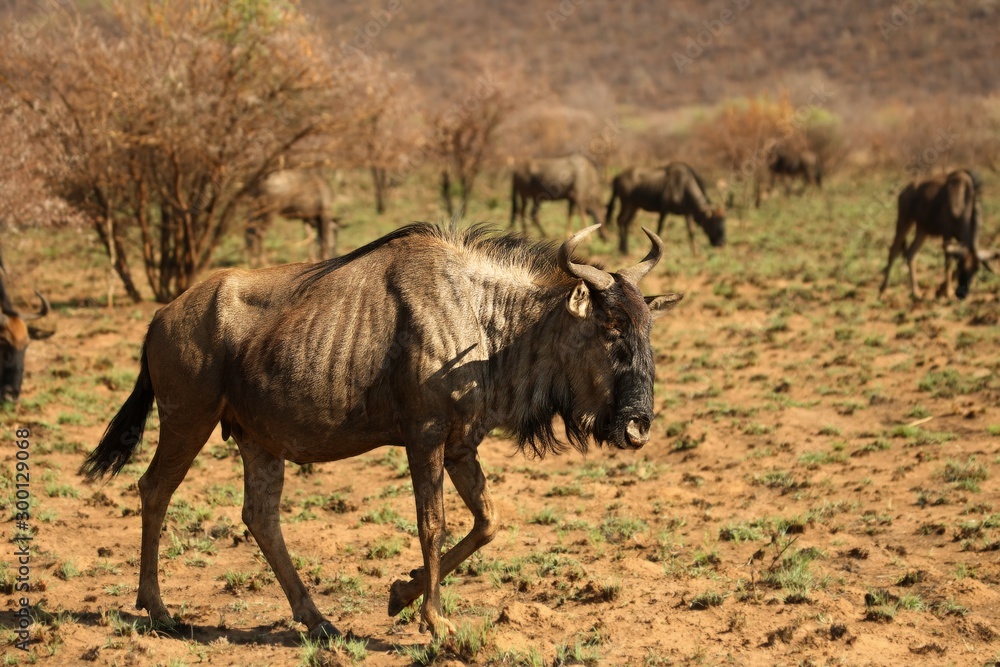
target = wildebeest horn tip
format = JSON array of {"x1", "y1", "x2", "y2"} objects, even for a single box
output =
[
  {"x1": 618, "y1": 227, "x2": 664, "y2": 284},
  {"x1": 558, "y1": 225, "x2": 614, "y2": 290}
]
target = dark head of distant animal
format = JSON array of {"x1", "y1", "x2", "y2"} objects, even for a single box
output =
[
  {"x1": 0, "y1": 288, "x2": 50, "y2": 403},
  {"x1": 704, "y1": 206, "x2": 727, "y2": 248},
  {"x1": 554, "y1": 225, "x2": 682, "y2": 452},
  {"x1": 950, "y1": 246, "x2": 995, "y2": 300}
]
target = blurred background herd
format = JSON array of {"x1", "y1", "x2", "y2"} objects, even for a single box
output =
[{"x1": 0, "y1": 0, "x2": 998, "y2": 303}]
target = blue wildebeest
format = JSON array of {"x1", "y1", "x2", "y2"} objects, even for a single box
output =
[
  {"x1": 510, "y1": 155, "x2": 606, "y2": 238},
  {"x1": 606, "y1": 162, "x2": 726, "y2": 255},
  {"x1": 767, "y1": 144, "x2": 823, "y2": 194},
  {"x1": 879, "y1": 169, "x2": 995, "y2": 300},
  {"x1": 0, "y1": 272, "x2": 50, "y2": 403},
  {"x1": 81, "y1": 223, "x2": 682, "y2": 639},
  {"x1": 245, "y1": 170, "x2": 338, "y2": 267}
]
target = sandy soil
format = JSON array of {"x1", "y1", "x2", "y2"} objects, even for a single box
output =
[{"x1": 1, "y1": 216, "x2": 999, "y2": 667}]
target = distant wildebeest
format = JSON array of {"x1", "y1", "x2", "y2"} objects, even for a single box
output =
[
  {"x1": 245, "y1": 170, "x2": 338, "y2": 267},
  {"x1": 606, "y1": 162, "x2": 726, "y2": 254},
  {"x1": 767, "y1": 145, "x2": 823, "y2": 194},
  {"x1": 510, "y1": 155, "x2": 606, "y2": 237},
  {"x1": 879, "y1": 169, "x2": 994, "y2": 300},
  {"x1": 0, "y1": 273, "x2": 50, "y2": 403},
  {"x1": 82, "y1": 222, "x2": 682, "y2": 639}
]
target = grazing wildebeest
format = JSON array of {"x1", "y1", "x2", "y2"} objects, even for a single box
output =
[
  {"x1": 767, "y1": 145, "x2": 823, "y2": 193},
  {"x1": 81, "y1": 222, "x2": 682, "y2": 639},
  {"x1": 606, "y1": 162, "x2": 726, "y2": 254},
  {"x1": 510, "y1": 155, "x2": 606, "y2": 238},
  {"x1": 0, "y1": 274, "x2": 50, "y2": 403},
  {"x1": 245, "y1": 170, "x2": 338, "y2": 267},
  {"x1": 879, "y1": 169, "x2": 995, "y2": 300}
]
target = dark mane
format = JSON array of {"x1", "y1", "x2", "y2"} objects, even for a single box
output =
[
  {"x1": 295, "y1": 222, "x2": 438, "y2": 293},
  {"x1": 297, "y1": 222, "x2": 599, "y2": 294},
  {"x1": 456, "y1": 223, "x2": 588, "y2": 285}
]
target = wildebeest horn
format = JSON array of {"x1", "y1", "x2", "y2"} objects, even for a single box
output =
[
  {"x1": 945, "y1": 243, "x2": 968, "y2": 259},
  {"x1": 979, "y1": 249, "x2": 996, "y2": 273},
  {"x1": 19, "y1": 291, "x2": 49, "y2": 321},
  {"x1": 558, "y1": 224, "x2": 614, "y2": 291},
  {"x1": 617, "y1": 227, "x2": 664, "y2": 285}
]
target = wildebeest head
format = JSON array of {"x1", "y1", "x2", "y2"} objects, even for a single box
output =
[
  {"x1": 555, "y1": 225, "x2": 682, "y2": 450},
  {"x1": 697, "y1": 206, "x2": 727, "y2": 247},
  {"x1": 947, "y1": 184, "x2": 993, "y2": 300},
  {"x1": 0, "y1": 285, "x2": 50, "y2": 403},
  {"x1": 948, "y1": 245, "x2": 995, "y2": 300}
]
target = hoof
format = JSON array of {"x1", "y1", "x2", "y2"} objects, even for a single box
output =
[
  {"x1": 308, "y1": 620, "x2": 341, "y2": 640},
  {"x1": 388, "y1": 579, "x2": 412, "y2": 617},
  {"x1": 137, "y1": 598, "x2": 174, "y2": 627},
  {"x1": 419, "y1": 616, "x2": 457, "y2": 638}
]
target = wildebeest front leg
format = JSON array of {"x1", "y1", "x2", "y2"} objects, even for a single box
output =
[
  {"x1": 616, "y1": 204, "x2": 638, "y2": 254},
  {"x1": 530, "y1": 197, "x2": 545, "y2": 237},
  {"x1": 404, "y1": 444, "x2": 455, "y2": 637},
  {"x1": 655, "y1": 212, "x2": 668, "y2": 238},
  {"x1": 904, "y1": 229, "x2": 928, "y2": 300},
  {"x1": 239, "y1": 438, "x2": 338, "y2": 639},
  {"x1": 684, "y1": 215, "x2": 699, "y2": 257},
  {"x1": 389, "y1": 445, "x2": 497, "y2": 617}
]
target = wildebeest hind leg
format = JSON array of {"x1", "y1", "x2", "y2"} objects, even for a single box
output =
[
  {"x1": 237, "y1": 437, "x2": 337, "y2": 638},
  {"x1": 389, "y1": 446, "x2": 497, "y2": 617},
  {"x1": 135, "y1": 417, "x2": 216, "y2": 625},
  {"x1": 936, "y1": 243, "x2": 953, "y2": 299}
]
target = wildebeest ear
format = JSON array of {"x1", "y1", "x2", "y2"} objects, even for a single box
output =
[
  {"x1": 645, "y1": 293, "x2": 684, "y2": 319},
  {"x1": 567, "y1": 281, "x2": 591, "y2": 319}
]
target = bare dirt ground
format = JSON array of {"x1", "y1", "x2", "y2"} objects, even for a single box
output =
[{"x1": 2, "y1": 175, "x2": 1000, "y2": 666}]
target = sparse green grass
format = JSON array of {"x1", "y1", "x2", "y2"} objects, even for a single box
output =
[
  {"x1": 545, "y1": 481, "x2": 587, "y2": 497},
  {"x1": 44, "y1": 483, "x2": 79, "y2": 499},
  {"x1": 798, "y1": 449, "x2": 847, "y2": 468},
  {"x1": 689, "y1": 590, "x2": 726, "y2": 610},
  {"x1": 55, "y1": 561, "x2": 80, "y2": 581},
  {"x1": 366, "y1": 536, "x2": 404, "y2": 560},
  {"x1": 601, "y1": 515, "x2": 648, "y2": 543},
  {"x1": 331, "y1": 633, "x2": 369, "y2": 663},
  {"x1": 742, "y1": 422, "x2": 773, "y2": 435},
  {"x1": 530, "y1": 507, "x2": 562, "y2": 526},
  {"x1": 554, "y1": 633, "x2": 602, "y2": 667},
  {"x1": 918, "y1": 368, "x2": 984, "y2": 398},
  {"x1": 886, "y1": 425, "x2": 957, "y2": 446},
  {"x1": 942, "y1": 457, "x2": 989, "y2": 492},
  {"x1": 751, "y1": 469, "x2": 806, "y2": 493},
  {"x1": 719, "y1": 519, "x2": 768, "y2": 542}
]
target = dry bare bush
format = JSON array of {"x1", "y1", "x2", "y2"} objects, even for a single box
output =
[
  {"x1": 430, "y1": 64, "x2": 526, "y2": 217},
  {"x1": 1, "y1": 0, "x2": 356, "y2": 303},
  {"x1": 0, "y1": 98, "x2": 78, "y2": 233},
  {"x1": 863, "y1": 97, "x2": 1000, "y2": 177},
  {"x1": 344, "y1": 54, "x2": 424, "y2": 215},
  {"x1": 691, "y1": 92, "x2": 843, "y2": 204}
]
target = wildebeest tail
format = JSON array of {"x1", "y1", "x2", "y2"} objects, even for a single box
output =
[{"x1": 81, "y1": 341, "x2": 154, "y2": 480}]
